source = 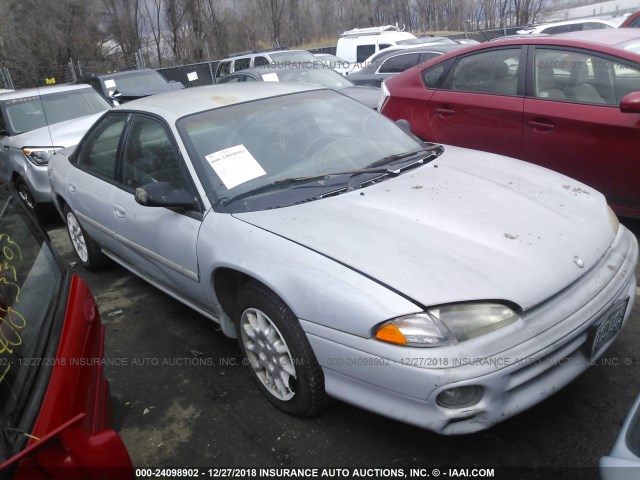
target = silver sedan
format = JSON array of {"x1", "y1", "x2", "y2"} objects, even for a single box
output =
[{"x1": 48, "y1": 83, "x2": 638, "y2": 434}]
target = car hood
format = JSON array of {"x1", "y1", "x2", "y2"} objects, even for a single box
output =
[
  {"x1": 339, "y1": 86, "x2": 380, "y2": 109},
  {"x1": 115, "y1": 82, "x2": 184, "y2": 101},
  {"x1": 12, "y1": 112, "x2": 105, "y2": 147},
  {"x1": 233, "y1": 145, "x2": 616, "y2": 311}
]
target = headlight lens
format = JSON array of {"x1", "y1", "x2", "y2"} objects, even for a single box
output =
[
  {"x1": 22, "y1": 147, "x2": 62, "y2": 166},
  {"x1": 375, "y1": 303, "x2": 519, "y2": 347},
  {"x1": 429, "y1": 303, "x2": 519, "y2": 342}
]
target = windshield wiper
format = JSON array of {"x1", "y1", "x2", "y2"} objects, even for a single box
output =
[
  {"x1": 365, "y1": 145, "x2": 442, "y2": 169},
  {"x1": 216, "y1": 167, "x2": 396, "y2": 207}
]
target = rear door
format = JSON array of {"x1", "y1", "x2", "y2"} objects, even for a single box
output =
[
  {"x1": 522, "y1": 46, "x2": 640, "y2": 214},
  {"x1": 427, "y1": 47, "x2": 526, "y2": 159},
  {"x1": 66, "y1": 113, "x2": 129, "y2": 252}
]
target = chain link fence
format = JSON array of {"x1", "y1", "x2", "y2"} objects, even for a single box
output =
[
  {"x1": 0, "y1": 24, "x2": 563, "y2": 91},
  {"x1": 157, "y1": 60, "x2": 219, "y2": 88}
]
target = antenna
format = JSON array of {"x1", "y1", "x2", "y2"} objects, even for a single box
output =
[{"x1": 36, "y1": 86, "x2": 55, "y2": 148}]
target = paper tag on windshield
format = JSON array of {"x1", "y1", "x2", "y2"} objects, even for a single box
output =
[
  {"x1": 104, "y1": 79, "x2": 116, "y2": 88},
  {"x1": 205, "y1": 145, "x2": 266, "y2": 189},
  {"x1": 262, "y1": 73, "x2": 279, "y2": 82}
]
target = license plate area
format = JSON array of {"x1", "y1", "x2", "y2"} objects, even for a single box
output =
[{"x1": 587, "y1": 298, "x2": 629, "y2": 360}]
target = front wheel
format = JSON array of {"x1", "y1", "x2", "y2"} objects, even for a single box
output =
[
  {"x1": 64, "y1": 206, "x2": 109, "y2": 271},
  {"x1": 235, "y1": 281, "x2": 327, "y2": 417},
  {"x1": 15, "y1": 178, "x2": 37, "y2": 212}
]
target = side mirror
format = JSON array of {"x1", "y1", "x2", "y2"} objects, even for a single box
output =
[
  {"x1": 135, "y1": 182, "x2": 195, "y2": 209},
  {"x1": 395, "y1": 119, "x2": 412, "y2": 135},
  {"x1": 620, "y1": 91, "x2": 640, "y2": 113},
  {"x1": 0, "y1": 128, "x2": 9, "y2": 136}
]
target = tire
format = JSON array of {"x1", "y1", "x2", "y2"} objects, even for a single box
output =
[
  {"x1": 15, "y1": 178, "x2": 38, "y2": 213},
  {"x1": 235, "y1": 281, "x2": 327, "y2": 417},
  {"x1": 63, "y1": 206, "x2": 109, "y2": 271}
]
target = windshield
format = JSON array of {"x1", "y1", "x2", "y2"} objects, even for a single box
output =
[
  {"x1": 178, "y1": 89, "x2": 426, "y2": 212},
  {"x1": 264, "y1": 68, "x2": 355, "y2": 89},
  {"x1": 269, "y1": 50, "x2": 320, "y2": 67},
  {"x1": 0, "y1": 189, "x2": 63, "y2": 460},
  {"x1": 1, "y1": 89, "x2": 109, "y2": 135},
  {"x1": 101, "y1": 70, "x2": 169, "y2": 93}
]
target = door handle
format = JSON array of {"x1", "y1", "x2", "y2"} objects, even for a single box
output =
[
  {"x1": 526, "y1": 119, "x2": 555, "y2": 131},
  {"x1": 113, "y1": 204, "x2": 126, "y2": 218},
  {"x1": 68, "y1": 182, "x2": 76, "y2": 193},
  {"x1": 435, "y1": 106, "x2": 455, "y2": 117}
]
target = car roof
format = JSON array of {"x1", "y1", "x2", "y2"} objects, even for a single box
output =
[
  {"x1": 115, "y1": 83, "x2": 323, "y2": 120},
  {"x1": 527, "y1": 18, "x2": 616, "y2": 28},
  {"x1": 229, "y1": 65, "x2": 338, "y2": 76},
  {"x1": 0, "y1": 83, "x2": 94, "y2": 101},
  {"x1": 222, "y1": 49, "x2": 306, "y2": 61},
  {"x1": 372, "y1": 43, "x2": 466, "y2": 60},
  {"x1": 82, "y1": 69, "x2": 159, "y2": 80},
  {"x1": 486, "y1": 28, "x2": 640, "y2": 48}
]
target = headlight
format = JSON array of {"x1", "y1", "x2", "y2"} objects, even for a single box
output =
[
  {"x1": 22, "y1": 147, "x2": 63, "y2": 166},
  {"x1": 428, "y1": 303, "x2": 519, "y2": 342},
  {"x1": 375, "y1": 303, "x2": 519, "y2": 347}
]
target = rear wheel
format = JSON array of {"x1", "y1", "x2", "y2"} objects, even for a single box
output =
[
  {"x1": 64, "y1": 206, "x2": 109, "y2": 271},
  {"x1": 235, "y1": 281, "x2": 327, "y2": 417}
]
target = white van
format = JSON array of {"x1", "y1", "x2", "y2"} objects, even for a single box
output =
[{"x1": 336, "y1": 25, "x2": 416, "y2": 64}]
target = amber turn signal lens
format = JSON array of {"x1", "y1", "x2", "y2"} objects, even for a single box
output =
[{"x1": 375, "y1": 324, "x2": 407, "y2": 345}]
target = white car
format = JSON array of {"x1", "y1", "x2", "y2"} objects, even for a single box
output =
[
  {"x1": 49, "y1": 83, "x2": 637, "y2": 435},
  {"x1": 517, "y1": 18, "x2": 616, "y2": 34},
  {"x1": 0, "y1": 84, "x2": 110, "y2": 214}
]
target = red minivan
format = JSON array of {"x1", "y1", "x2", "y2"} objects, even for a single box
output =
[
  {"x1": 380, "y1": 29, "x2": 640, "y2": 218},
  {"x1": 0, "y1": 185, "x2": 132, "y2": 479}
]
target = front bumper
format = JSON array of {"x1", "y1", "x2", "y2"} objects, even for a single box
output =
[
  {"x1": 303, "y1": 226, "x2": 638, "y2": 434},
  {"x1": 24, "y1": 163, "x2": 53, "y2": 204}
]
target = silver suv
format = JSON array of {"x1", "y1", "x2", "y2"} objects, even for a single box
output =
[
  {"x1": 0, "y1": 84, "x2": 110, "y2": 215},
  {"x1": 215, "y1": 49, "x2": 320, "y2": 81}
]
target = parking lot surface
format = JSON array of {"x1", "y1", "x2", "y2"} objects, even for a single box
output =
[{"x1": 46, "y1": 217, "x2": 640, "y2": 480}]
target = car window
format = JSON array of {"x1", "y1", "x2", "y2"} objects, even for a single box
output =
[
  {"x1": 357, "y1": 45, "x2": 376, "y2": 63},
  {"x1": 0, "y1": 89, "x2": 109, "y2": 136},
  {"x1": 420, "y1": 52, "x2": 443, "y2": 64},
  {"x1": 274, "y1": 68, "x2": 354, "y2": 88},
  {"x1": 583, "y1": 22, "x2": 611, "y2": 30},
  {"x1": 254, "y1": 56, "x2": 270, "y2": 67},
  {"x1": 0, "y1": 188, "x2": 63, "y2": 460},
  {"x1": 76, "y1": 114, "x2": 127, "y2": 180},
  {"x1": 122, "y1": 115, "x2": 189, "y2": 190},
  {"x1": 217, "y1": 61, "x2": 231, "y2": 77},
  {"x1": 422, "y1": 61, "x2": 452, "y2": 88},
  {"x1": 234, "y1": 57, "x2": 251, "y2": 72},
  {"x1": 534, "y1": 48, "x2": 640, "y2": 105},
  {"x1": 542, "y1": 24, "x2": 579, "y2": 34},
  {"x1": 629, "y1": 17, "x2": 640, "y2": 28},
  {"x1": 378, "y1": 53, "x2": 421, "y2": 73},
  {"x1": 451, "y1": 48, "x2": 520, "y2": 96},
  {"x1": 217, "y1": 75, "x2": 240, "y2": 84}
]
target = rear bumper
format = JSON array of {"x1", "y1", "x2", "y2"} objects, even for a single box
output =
[{"x1": 304, "y1": 227, "x2": 638, "y2": 434}]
